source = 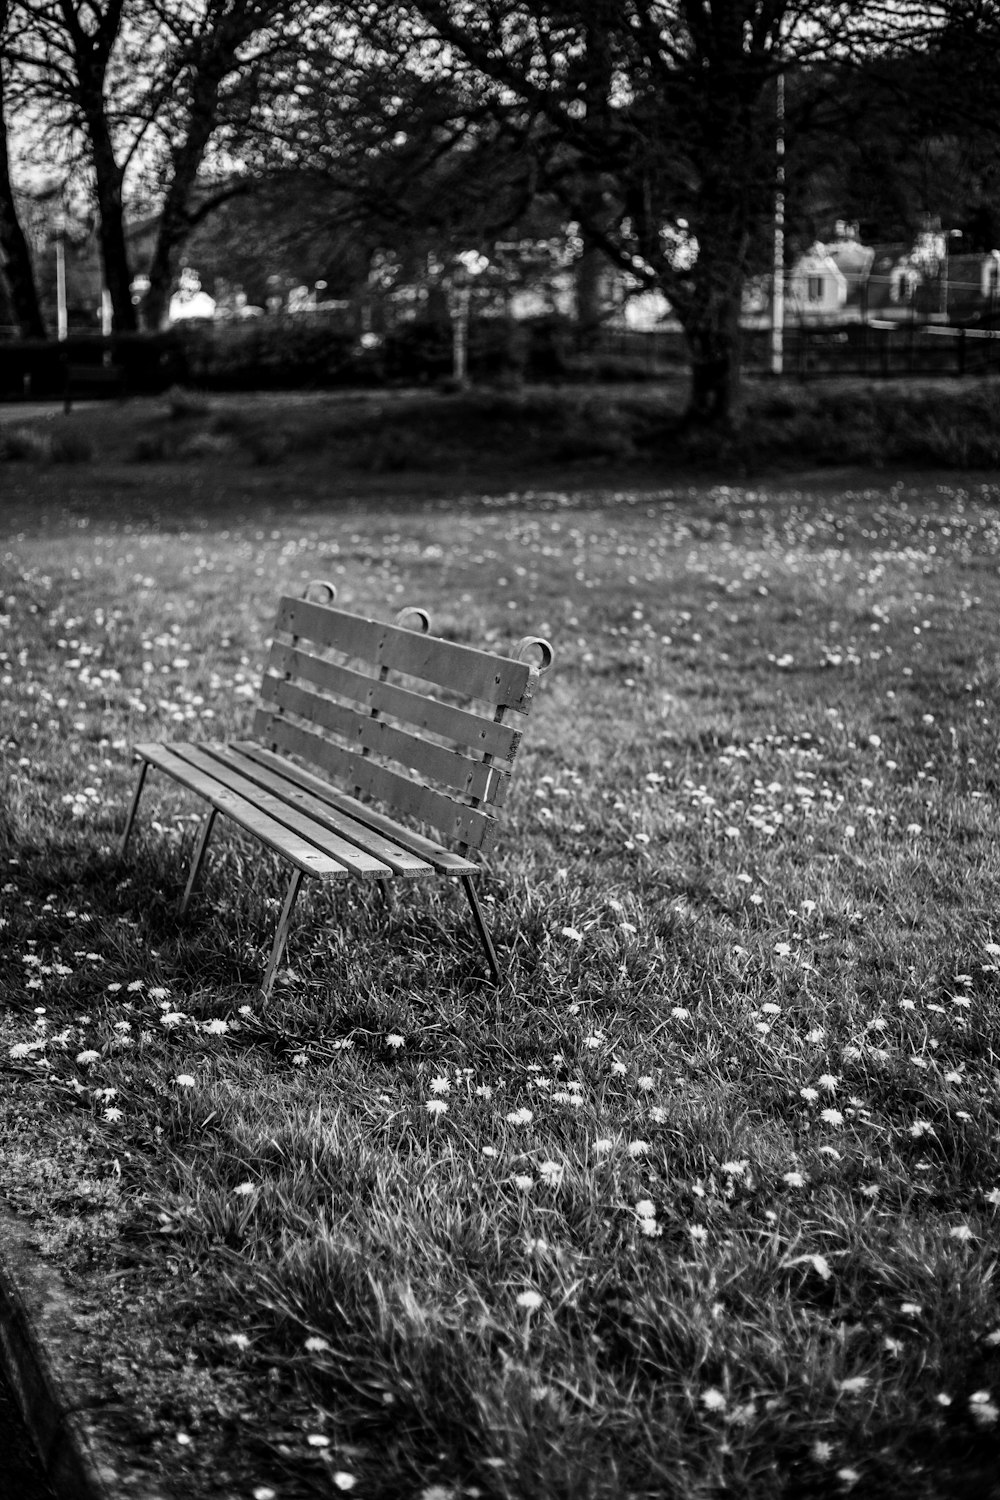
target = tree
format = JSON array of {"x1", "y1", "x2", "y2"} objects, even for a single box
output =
[
  {"x1": 0, "y1": 3, "x2": 46, "y2": 335},
  {"x1": 362, "y1": 1, "x2": 973, "y2": 423},
  {"x1": 5, "y1": 0, "x2": 305, "y2": 331}
]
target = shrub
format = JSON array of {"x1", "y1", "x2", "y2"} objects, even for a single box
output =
[{"x1": 0, "y1": 426, "x2": 52, "y2": 462}]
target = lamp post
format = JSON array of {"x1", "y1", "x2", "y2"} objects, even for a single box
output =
[
  {"x1": 53, "y1": 212, "x2": 67, "y2": 340},
  {"x1": 770, "y1": 69, "x2": 785, "y2": 376}
]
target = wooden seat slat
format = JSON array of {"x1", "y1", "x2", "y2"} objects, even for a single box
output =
[
  {"x1": 197, "y1": 743, "x2": 434, "y2": 877},
  {"x1": 273, "y1": 598, "x2": 536, "y2": 710},
  {"x1": 133, "y1": 744, "x2": 354, "y2": 878},
  {"x1": 253, "y1": 711, "x2": 497, "y2": 851},
  {"x1": 232, "y1": 742, "x2": 479, "y2": 873},
  {"x1": 265, "y1": 641, "x2": 522, "y2": 761},
  {"x1": 260, "y1": 674, "x2": 508, "y2": 806},
  {"x1": 163, "y1": 743, "x2": 398, "y2": 878}
]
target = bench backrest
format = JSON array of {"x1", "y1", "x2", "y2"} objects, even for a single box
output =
[{"x1": 253, "y1": 584, "x2": 552, "y2": 854}]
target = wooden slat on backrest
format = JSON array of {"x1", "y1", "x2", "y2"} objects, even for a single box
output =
[
  {"x1": 260, "y1": 675, "x2": 508, "y2": 806},
  {"x1": 253, "y1": 711, "x2": 497, "y2": 851},
  {"x1": 272, "y1": 598, "x2": 537, "y2": 712},
  {"x1": 265, "y1": 642, "x2": 522, "y2": 762}
]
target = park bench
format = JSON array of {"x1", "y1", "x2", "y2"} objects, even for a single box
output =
[
  {"x1": 63, "y1": 359, "x2": 124, "y2": 412},
  {"x1": 119, "y1": 582, "x2": 553, "y2": 997}
]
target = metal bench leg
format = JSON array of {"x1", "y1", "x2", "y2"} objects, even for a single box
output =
[
  {"x1": 260, "y1": 869, "x2": 304, "y2": 1000},
  {"x1": 118, "y1": 760, "x2": 149, "y2": 858},
  {"x1": 178, "y1": 809, "x2": 217, "y2": 916},
  {"x1": 461, "y1": 875, "x2": 501, "y2": 985}
]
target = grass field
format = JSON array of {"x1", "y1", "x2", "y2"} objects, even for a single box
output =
[{"x1": 3, "y1": 422, "x2": 1000, "y2": 1499}]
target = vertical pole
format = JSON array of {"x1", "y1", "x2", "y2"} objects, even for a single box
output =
[
  {"x1": 56, "y1": 234, "x2": 68, "y2": 342},
  {"x1": 178, "y1": 809, "x2": 217, "y2": 916},
  {"x1": 770, "y1": 69, "x2": 785, "y2": 377},
  {"x1": 260, "y1": 869, "x2": 304, "y2": 1000},
  {"x1": 119, "y1": 759, "x2": 149, "y2": 858}
]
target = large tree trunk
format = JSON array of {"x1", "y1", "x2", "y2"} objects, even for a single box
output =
[
  {"x1": 90, "y1": 129, "x2": 136, "y2": 333},
  {"x1": 684, "y1": 314, "x2": 742, "y2": 425},
  {"x1": 0, "y1": 74, "x2": 45, "y2": 337}
]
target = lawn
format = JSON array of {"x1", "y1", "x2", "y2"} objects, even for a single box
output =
[{"x1": 2, "y1": 422, "x2": 1000, "y2": 1500}]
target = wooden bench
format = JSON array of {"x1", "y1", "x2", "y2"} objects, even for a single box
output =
[
  {"x1": 119, "y1": 582, "x2": 553, "y2": 996},
  {"x1": 63, "y1": 360, "x2": 124, "y2": 412}
]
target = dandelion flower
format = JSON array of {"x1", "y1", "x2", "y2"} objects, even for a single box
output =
[
  {"x1": 226, "y1": 1333, "x2": 250, "y2": 1350},
  {"x1": 820, "y1": 1108, "x2": 844, "y2": 1126},
  {"x1": 782, "y1": 1172, "x2": 807, "y2": 1188},
  {"x1": 204, "y1": 1018, "x2": 229, "y2": 1035},
  {"x1": 175, "y1": 1074, "x2": 196, "y2": 1087},
  {"x1": 800, "y1": 1087, "x2": 819, "y2": 1103},
  {"x1": 233, "y1": 1182, "x2": 256, "y2": 1196},
  {"x1": 949, "y1": 1224, "x2": 975, "y2": 1242},
  {"x1": 306, "y1": 1434, "x2": 330, "y2": 1448},
  {"x1": 430, "y1": 1076, "x2": 451, "y2": 1094},
  {"x1": 671, "y1": 1006, "x2": 690, "y2": 1020},
  {"x1": 811, "y1": 1440, "x2": 834, "y2": 1463},
  {"x1": 103, "y1": 1107, "x2": 123, "y2": 1123},
  {"x1": 561, "y1": 926, "x2": 583, "y2": 942},
  {"x1": 635, "y1": 1199, "x2": 656, "y2": 1218},
  {"x1": 817, "y1": 1073, "x2": 838, "y2": 1092},
  {"x1": 332, "y1": 1475, "x2": 357, "y2": 1493},
  {"x1": 701, "y1": 1387, "x2": 727, "y2": 1411},
  {"x1": 386, "y1": 1033, "x2": 404, "y2": 1048},
  {"x1": 425, "y1": 1099, "x2": 448, "y2": 1116},
  {"x1": 75, "y1": 1050, "x2": 100, "y2": 1065},
  {"x1": 592, "y1": 1137, "x2": 614, "y2": 1154},
  {"x1": 538, "y1": 1160, "x2": 563, "y2": 1186},
  {"x1": 627, "y1": 1140, "x2": 650, "y2": 1158},
  {"x1": 838, "y1": 1376, "x2": 870, "y2": 1394},
  {"x1": 505, "y1": 1107, "x2": 533, "y2": 1126},
  {"x1": 304, "y1": 1337, "x2": 331, "y2": 1353},
  {"x1": 516, "y1": 1289, "x2": 544, "y2": 1311},
  {"x1": 513, "y1": 1174, "x2": 535, "y2": 1191}
]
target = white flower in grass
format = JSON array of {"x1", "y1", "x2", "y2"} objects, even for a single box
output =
[
  {"x1": 773, "y1": 943, "x2": 791, "y2": 957},
  {"x1": 505, "y1": 1108, "x2": 533, "y2": 1126},
  {"x1": 649, "y1": 1106, "x2": 668, "y2": 1124},
  {"x1": 635, "y1": 1199, "x2": 656, "y2": 1218},
  {"x1": 820, "y1": 1109, "x2": 844, "y2": 1126},
  {"x1": 811, "y1": 1440, "x2": 835, "y2": 1464},
  {"x1": 700, "y1": 1387, "x2": 727, "y2": 1412},
  {"x1": 986, "y1": 1188, "x2": 1000, "y2": 1209},
  {"x1": 638, "y1": 1217, "x2": 662, "y2": 1237},
  {"x1": 513, "y1": 1174, "x2": 535, "y2": 1191},
  {"x1": 983, "y1": 1329, "x2": 1000, "y2": 1347},
  {"x1": 160, "y1": 1012, "x2": 185, "y2": 1028},
  {"x1": 637, "y1": 1075, "x2": 654, "y2": 1090},
  {"x1": 689, "y1": 1225, "x2": 708, "y2": 1244},
  {"x1": 838, "y1": 1375, "x2": 870, "y2": 1394},
  {"x1": 592, "y1": 1138, "x2": 614, "y2": 1155},
  {"x1": 385, "y1": 1033, "x2": 404, "y2": 1048},
  {"x1": 425, "y1": 1099, "x2": 448, "y2": 1116},
  {"x1": 837, "y1": 1469, "x2": 861, "y2": 1488},
  {"x1": 253, "y1": 1485, "x2": 277, "y2": 1499},
  {"x1": 233, "y1": 1182, "x2": 256, "y2": 1196},
  {"x1": 481, "y1": 1145, "x2": 497, "y2": 1158},
  {"x1": 610, "y1": 1060, "x2": 627, "y2": 1076},
  {"x1": 671, "y1": 1007, "x2": 690, "y2": 1021},
  {"x1": 516, "y1": 1289, "x2": 544, "y2": 1311},
  {"x1": 291, "y1": 1053, "x2": 308, "y2": 1067},
  {"x1": 204, "y1": 1018, "x2": 229, "y2": 1035},
  {"x1": 817, "y1": 1074, "x2": 838, "y2": 1092},
  {"x1": 985, "y1": 943, "x2": 1000, "y2": 957},
  {"x1": 76, "y1": 1050, "x2": 100, "y2": 1066},
  {"x1": 910, "y1": 1120, "x2": 934, "y2": 1137},
  {"x1": 560, "y1": 926, "x2": 583, "y2": 942},
  {"x1": 476, "y1": 1084, "x2": 493, "y2": 1100},
  {"x1": 761, "y1": 1003, "x2": 781, "y2": 1016},
  {"x1": 968, "y1": 1392, "x2": 999, "y2": 1426},
  {"x1": 538, "y1": 1160, "x2": 563, "y2": 1186},
  {"x1": 304, "y1": 1337, "x2": 331, "y2": 1353},
  {"x1": 900, "y1": 1302, "x2": 922, "y2": 1316},
  {"x1": 306, "y1": 1433, "x2": 330, "y2": 1448},
  {"x1": 103, "y1": 1107, "x2": 123, "y2": 1123},
  {"x1": 782, "y1": 1172, "x2": 807, "y2": 1188},
  {"x1": 430, "y1": 1076, "x2": 451, "y2": 1095},
  {"x1": 627, "y1": 1140, "x2": 650, "y2": 1158},
  {"x1": 936, "y1": 1393, "x2": 952, "y2": 1406},
  {"x1": 226, "y1": 1333, "x2": 250, "y2": 1350},
  {"x1": 106, "y1": 983, "x2": 121, "y2": 993},
  {"x1": 949, "y1": 1224, "x2": 975, "y2": 1242},
  {"x1": 175, "y1": 1074, "x2": 196, "y2": 1087}
]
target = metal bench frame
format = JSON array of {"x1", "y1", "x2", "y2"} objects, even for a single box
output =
[{"x1": 119, "y1": 582, "x2": 552, "y2": 997}]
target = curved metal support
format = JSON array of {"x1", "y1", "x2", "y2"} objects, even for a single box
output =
[
  {"x1": 512, "y1": 636, "x2": 554, "y2": 672},
  {"x1": 394, "y1": 605, "x2": 432, "y2": 633},
  {"x1": 304, "y1": 579, "x2": 338, "y2": 604}
]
